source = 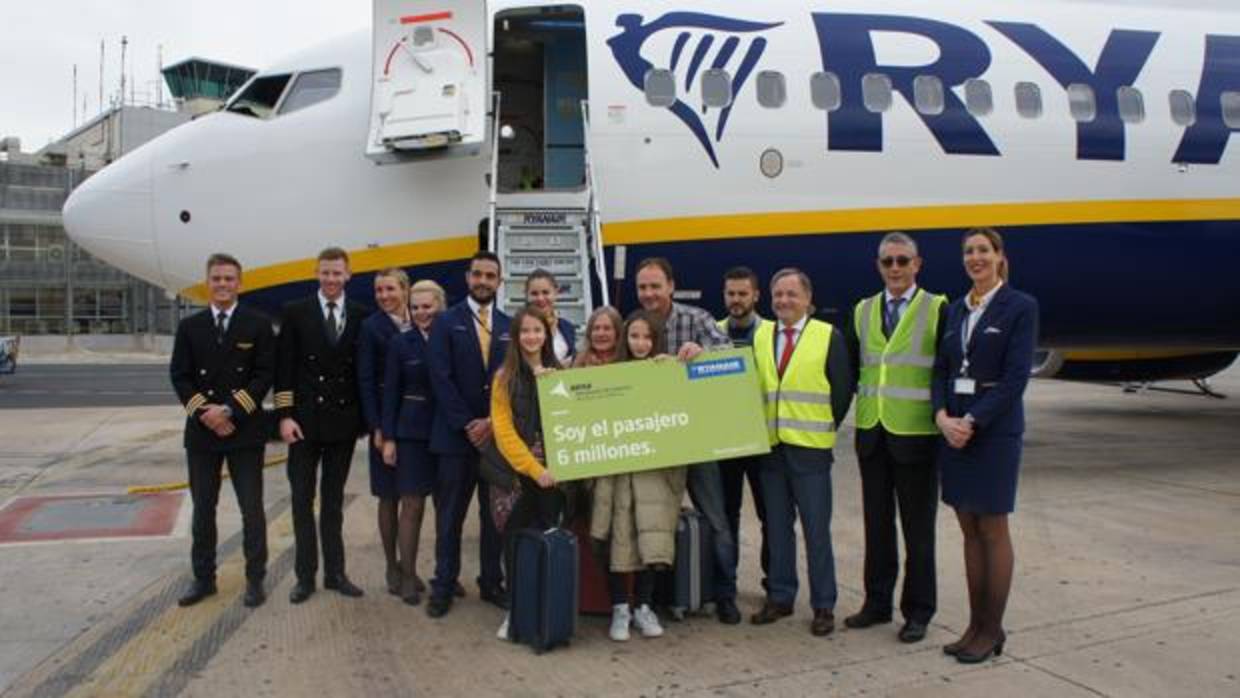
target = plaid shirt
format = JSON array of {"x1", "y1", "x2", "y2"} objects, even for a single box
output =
[{"x1": 664, "y1": 302, "x2": 732, "y2": 353}]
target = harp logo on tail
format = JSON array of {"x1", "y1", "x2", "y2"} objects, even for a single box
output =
[{"x1": 608, "y1": 12, "x2": 784, "y2": 168}]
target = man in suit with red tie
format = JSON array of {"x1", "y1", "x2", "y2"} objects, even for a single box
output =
[
  {"x1": 275, "y1": 247, "x2": 369, "y2": 604},
  {"x1": 170, "y1": 253, "x2": 274, "y2": 608},
  {"x1": 749, "y1": 268, "x2": 854, "y2": 637},
  {"x1": 425, "y1": 251, "x2": 511, "y2": 618}
]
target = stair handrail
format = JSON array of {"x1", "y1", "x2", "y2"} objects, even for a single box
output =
[
  {"x1": 487, "y1": 91, "x2": 502, "y2": 253},
  {"x1": 580, "y1": 99, "x2": 610, "y2": 307}
]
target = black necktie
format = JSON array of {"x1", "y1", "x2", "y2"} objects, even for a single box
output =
[
  {"x1": 216, "y1": 311, "x2": 228, "y2": 344},
  {"x1": 326, "y1": 302, "x2": 339, "y2": 344},
  {"x1": 884, "y1": 298, "x2": 904, "y2": 338}
]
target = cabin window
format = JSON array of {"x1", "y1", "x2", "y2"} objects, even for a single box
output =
[
  {"x1": 644, "y1": 69, "x2": 676, "y2": 107},
  {"x1": 1117, "y1": 86, "x2": 1145, "y2": 124},
  {"x1": 1067, "y1": 83, "x2": 1096, "y2": 122},
  {"x1": 1222, "y1": 91, "x2": 1240, "y2": 129},
  {"x1": 964, "y1": 79, "x2": 994, "y2": 117},
  {"x1": 1015, "y1": 82, "x2": 1043, "y2": 119},
  {"x1": 756, "y1": 71, "x2": 787, "y2": 109},
  {"x1": 913, "y1": 75, "x2": 945, "y2": 116},
  {"x1": 863, "y1": 73, "x2": 893, "y2": 113},
  {"x1": 811, "y1": 72, "x2": 842, "y2": 111},
  {"x1": 280, "y1": 69, "x2": 343, "y2": 115},
  {"x1": 1169, "y1": 89, "x2": 1196, "y2": 126},
  {"x1": 701, "y1": 69, "x2": 733, "y2": 108},
  {"x1": 227, "y1": 74, "x2": 292, "y2": 119}
]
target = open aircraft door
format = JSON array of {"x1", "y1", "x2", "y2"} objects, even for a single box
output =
[{"x1": 367, "y1": 1, "x2": 488, "y2": 158}]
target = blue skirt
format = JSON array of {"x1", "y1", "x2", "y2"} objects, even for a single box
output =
[
  {"x1": 938, "y1": 434, "x2": 1022, "y2": 515},
  {"x1": 369, "y1": 438, "x2": 436, "y2": 498}
]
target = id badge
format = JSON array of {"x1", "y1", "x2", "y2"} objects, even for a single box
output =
[{"x1": 954, "y1": 378, "x2": 977, "y2": 395}]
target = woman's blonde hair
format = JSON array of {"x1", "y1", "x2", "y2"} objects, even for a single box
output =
[
  {"x1": 375, "y1": 267, "x2": 411, "y2": 291},
  {"x1": 962, "y1": 227, "x2": 1009, "y2": 281},
  {"x1": 409, "y1": 279, "x2": 447, "y2": 311}
]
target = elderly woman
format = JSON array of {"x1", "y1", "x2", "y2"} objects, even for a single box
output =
[{"x1": 932, "y1": 228, "x2": 1038, "y2": 663}]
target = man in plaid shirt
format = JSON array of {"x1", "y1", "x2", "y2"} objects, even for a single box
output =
[{"x1": 635, "y1": 257, "x2": 742, "y2": 625}]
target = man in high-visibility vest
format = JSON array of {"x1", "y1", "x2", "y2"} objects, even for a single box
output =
[
  {"x1": 749, "y1": 268, "x2": 854, "y2": 637},
  {"x1": 716, "y1": 266, "x2": 773, "y2": 593},
  {"x1": 843, "y1": 232, "x2": 947, "y2": 644}
]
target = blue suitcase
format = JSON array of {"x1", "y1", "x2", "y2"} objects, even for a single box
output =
[
  {"x1": 657, "y1": 508, "x2": 716, "y2": 620},
  {"x1": 509, "y1": 527, "x2": 578, "y2": 653}
]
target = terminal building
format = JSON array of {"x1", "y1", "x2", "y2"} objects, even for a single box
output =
[{"x1": 0, "y1": 59, "x2": 254, "y2": 338}]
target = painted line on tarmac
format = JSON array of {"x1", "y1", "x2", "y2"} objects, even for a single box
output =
[
  {"x1": 127, "y1": 454, "x2": 288, "y2": 494},
  {"x1": 56, "y1": 504, "x2": 300, "y2": 698},
  {"x1": 12, "y1": 497, "x2": 291, "y2": 698}
]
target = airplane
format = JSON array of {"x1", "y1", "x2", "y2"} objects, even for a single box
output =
[{"x1": 62, "y1": 0, "x2": 1240, "y2": 387}]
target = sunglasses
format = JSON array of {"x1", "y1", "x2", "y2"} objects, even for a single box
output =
[{"x1": 880, "y1": 255, "x2": 913, "y2": 268}]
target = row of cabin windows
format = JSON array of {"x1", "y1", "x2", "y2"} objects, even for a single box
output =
[{"x1": 643, "y1": 68, "x2": 1240, "y2": 129}]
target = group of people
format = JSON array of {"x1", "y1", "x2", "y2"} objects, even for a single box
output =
[{"x1": 169, "y1": 226, "x2": 1037, "y2": 663}]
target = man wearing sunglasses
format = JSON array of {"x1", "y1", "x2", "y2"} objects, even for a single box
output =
[{"x1": 843, "y1": 232, "x2": 947, "y2": 644}]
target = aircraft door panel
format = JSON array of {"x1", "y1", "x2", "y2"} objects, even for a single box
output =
[{"x1": 368, "y1": 0, "x2": 488, "y2": 157}]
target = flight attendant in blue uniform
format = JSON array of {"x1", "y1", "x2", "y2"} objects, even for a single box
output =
[
  {"x1": 357, "y1": 268, "x2": 415, "y2": 598},
  {"x1": 932, "y1": 227, "x2": 1038, "y2": 664}
]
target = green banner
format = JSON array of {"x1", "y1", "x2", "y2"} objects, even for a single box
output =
[{"x1": 537, "y1": 349, "x2": 771, "y2": 481}]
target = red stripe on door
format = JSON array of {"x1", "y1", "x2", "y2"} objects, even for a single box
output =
[{"x1": 400, "y1": 11, "x2": 453, "y2": 24}]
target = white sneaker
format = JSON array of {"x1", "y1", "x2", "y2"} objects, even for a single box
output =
[
  {"x1": 609, "y1": 604, "x2": 632, "y2": 641},
  {"x1": 496, "y1": 613, "x2": 510, "y2": 641},
  {"x1": 633, "y1": 604, "x2": 664, "y2": 638}
]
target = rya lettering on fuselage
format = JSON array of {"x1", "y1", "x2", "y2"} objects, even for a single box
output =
[{"x1": 609, "y1": 11, "x2": 1240, "y2": 166}]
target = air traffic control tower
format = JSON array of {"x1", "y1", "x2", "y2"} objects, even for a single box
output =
[{"x1": 161, "y1": 58, "x2": 256, "y2": 116}]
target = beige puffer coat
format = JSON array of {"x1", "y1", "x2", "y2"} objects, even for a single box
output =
[{"x1": 589, "y1": 467, "x2": 687, "y2": 572}]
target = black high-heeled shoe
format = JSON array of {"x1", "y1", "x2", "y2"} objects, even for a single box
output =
[
  {"x1": 956, "y1": 632, "x2": 1006, "y2": 664},
  {"x1": 943, "y1": 628, "x2": 977, "y2": 656}
]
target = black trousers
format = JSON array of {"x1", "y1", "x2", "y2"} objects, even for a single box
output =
[
  {"x1": 288, "y1": 438, "x2": 357, "y2": 584},
  {"x1": 187, "y1": 448, "x2": 267, "y2": 582},
  {"x1": 500, "y1": 481, "x2": 565, "y2": 589},
  {"x1": 720, "y1": 455, "x2": 769, "y2": 583},
  {"x1": 857, "y1": 431, "x2": 939, "y2": 623}
]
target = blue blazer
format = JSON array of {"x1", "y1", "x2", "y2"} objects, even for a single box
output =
[
  {"x1": 556, "y1": 317, "x2": 577, "y2": 363},
  {"x1": 357, "y1": 311, "x2": 405, "y2": 434},
  {"x1": 932, "y1": 285, "x2": 1039, "y2": 437},
  {"x1": 382, "y1": 327, "x2": 436, "y2": 441},
  {"x1": 427, "y1": 301, "x2": 511, "y2": 454}
]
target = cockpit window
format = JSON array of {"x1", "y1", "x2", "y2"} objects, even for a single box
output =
[
  {"x1": 227, "y1": 74, "x2": 292, "y2": 119},
  {"x1": 280, "y1": 69, "x2": 343, "y2": 115}
]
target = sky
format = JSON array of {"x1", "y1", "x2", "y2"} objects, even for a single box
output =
[
  {"x1": 0, "y1": 0, "x2": 369, "y2": 149},
  {"x1": 2, "y1": 0, "x2": 1234, "y2": 150}
]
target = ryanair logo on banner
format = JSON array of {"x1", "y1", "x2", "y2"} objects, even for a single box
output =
[
  {"x1": 608, "y1": 12, "x2": 783, "y2": 168},
  {"x1": 687, "y1": 356, "x2": 746, "y2": 380}
]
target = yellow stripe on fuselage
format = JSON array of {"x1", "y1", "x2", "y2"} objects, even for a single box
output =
[{"x1": 180, "y1": 198, "x2": 1240, "y2": 300}]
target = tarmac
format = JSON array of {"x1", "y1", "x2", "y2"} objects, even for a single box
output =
[{"x1": 0, "y1": 362, "x2": 1237, "y2": 697}]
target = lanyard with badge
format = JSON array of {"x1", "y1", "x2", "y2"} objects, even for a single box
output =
[{"x1": 955, "y1": 313, "x2": 977, "y2": 396}]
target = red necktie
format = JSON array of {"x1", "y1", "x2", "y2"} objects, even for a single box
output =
[{"x1": 777, "y1": 327, "x2": 797, "y2": 378}]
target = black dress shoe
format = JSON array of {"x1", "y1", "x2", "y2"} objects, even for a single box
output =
[
  {"x1": 811, "y1": 609, "x2": 836, "y2": 637},
  {"x1": 844, "y1": 608, "x2": 892, "y2": 629},
  {"x1": 244, "y1": 581, "x2": 266, "y2": 608},
  {"x1": 325, "y1": 575, "x2": 364, "y2": 598},
  {"x1": 289, "y1": 580, "x2": 315, "y2": 604},
  {"x1": 750, "y1": 602, "x2": 794, "y2": 625},
  {"x1": 898, "y1": 619, "x2": 928, "y2": 643},
  {"x1": 177, "y1": 580, "x2": 217, "y2": 607},
  {"x1": 400, "y1": 576, "x2": 422, "y2": 607},
  {"x1": 716, "y1": 598, "x2": 742, "y2": 625},
  {"x1": 479, "y1": 584, "x2": 509, "y2": 610},
  {"x1": 426, "y1": 595, "x2": 452, "y2": 618}
]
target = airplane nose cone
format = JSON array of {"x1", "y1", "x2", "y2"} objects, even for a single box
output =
[{"x1": 63, "y1": 144, "x2": 163, "y2": 287}]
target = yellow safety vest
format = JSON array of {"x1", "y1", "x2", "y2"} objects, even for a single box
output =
[
  {"x1": 854, "y1": 288, "x2": 945, "y2": 435},
  {"x1": 754, "y1": 319, "x2": 836, "y2": 449}
]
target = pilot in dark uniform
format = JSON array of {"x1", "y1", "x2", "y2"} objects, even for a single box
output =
[
  {"x1": 275, "y1": 247, "x2": 368, "y2": 604},
  {"x1": 170, "y1": 253, "x2": 274, "y2": 608}
]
